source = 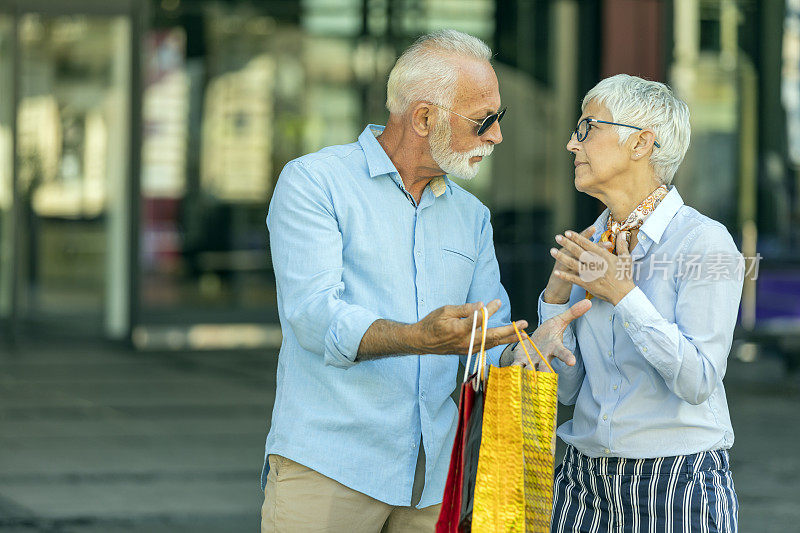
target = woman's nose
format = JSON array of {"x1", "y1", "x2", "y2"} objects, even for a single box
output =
[{"x1": 566, "y1": 134, "x2": 580, "y2": 152}]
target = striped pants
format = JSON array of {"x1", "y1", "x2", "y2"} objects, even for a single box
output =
[{"x1": 551, "y1": 446, "x2": 738, "y2": 533}]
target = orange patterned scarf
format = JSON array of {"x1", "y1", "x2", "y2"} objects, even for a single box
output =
[
  {"x1": 585, "y1": 185, "x2": 668, "y2": 300},
  {"x1": 599, "y1": 185, "x2": 669, "y2": 253}
]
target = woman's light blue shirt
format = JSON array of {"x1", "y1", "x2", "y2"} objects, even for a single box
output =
[{"x1": 538, "y1": 187, "x2": 744, "y2": 458}]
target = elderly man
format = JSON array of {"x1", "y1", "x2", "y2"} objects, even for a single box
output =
[{"x1": 260, "y1": 29, "x2": 589, "y2": 532}]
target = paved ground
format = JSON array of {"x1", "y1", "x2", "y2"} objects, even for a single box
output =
[{"x1": 0, "y1": 338, "x2": 797, "y2": 532}]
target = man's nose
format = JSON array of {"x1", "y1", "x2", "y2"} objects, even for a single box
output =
[{"x1": 481, "y1": 120, "x2": 502, "y2": 145}]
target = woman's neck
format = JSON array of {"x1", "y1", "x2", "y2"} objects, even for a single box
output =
[{"x1": 602, "y1": 179, "x2": 663, "y2": 223}]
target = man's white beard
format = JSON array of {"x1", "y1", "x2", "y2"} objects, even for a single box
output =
[{"x1": 429, "y1": 118, "x2": 494, "y2": 180}]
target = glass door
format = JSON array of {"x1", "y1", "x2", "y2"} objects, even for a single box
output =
[
  {"x1": 2, "y1": 3, "x2": 137, "y2": 340},
  {"x1": 0, "y1": 14, "x2": 13, "y2": 335}
]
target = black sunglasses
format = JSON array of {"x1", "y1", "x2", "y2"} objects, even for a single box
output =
[{"x1": 430, "y1": 103, "x2": 507, "y2": 136}]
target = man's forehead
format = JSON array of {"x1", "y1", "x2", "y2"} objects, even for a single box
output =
[
  {"x1": 453, "y1": 60, "x2": 500, "y2": 112},
  {"x1": 459, "y1": 92, "x2": 501, "y2": 116}
]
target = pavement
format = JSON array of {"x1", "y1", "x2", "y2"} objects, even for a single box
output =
[{"x1": 0, "y1": 337, "x2": 797, "y2": 532}]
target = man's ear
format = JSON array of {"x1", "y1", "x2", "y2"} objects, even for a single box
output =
[{"x1": 411, "y1": 103, "x2": 435, "y2": 137}]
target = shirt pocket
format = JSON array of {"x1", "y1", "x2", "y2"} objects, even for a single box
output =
[{"x1": 441, "y1": 246, "x2": 476, "y2": 304}]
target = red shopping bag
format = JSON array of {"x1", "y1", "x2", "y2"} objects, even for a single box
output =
[
  {"x1": 436, "y1": 309, "x2": 488, "y2": 533},
  {"x1": 436, "y1": 381, "x2": 476, "y2": 532}
]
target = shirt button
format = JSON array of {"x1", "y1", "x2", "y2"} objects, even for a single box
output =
[
  {"x1": 642, "y1": 347, "x2": 648, "y2": 352},
  {"x1": 604, "y1": 448, "x2": 611, "y2": 454},
  {"x1": 420, "y1": 391, "x2": 426, "y2": 399},
  {"x1": 607, "y1": 351, "x2": 612, "y2": 357},
  {"x1": 624, "y1": 322, "x2": 630, "y2": 328},
  {"x1": 602, "y1": 414, "x2": 608, "y2": 421},
  {"x1": 411, "y1": 443, "x2": 416, "y2": 449},
  {"x1": 612, "y1": 385, "x2": 618, "y2": 391},
  {"x1": 608, "y1": 316, "x2": 613, "y2": 322}
]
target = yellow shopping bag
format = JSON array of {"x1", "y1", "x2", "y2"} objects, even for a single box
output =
[{"x1": 472, "y1": 327, "x2": 559, "y2": 533}]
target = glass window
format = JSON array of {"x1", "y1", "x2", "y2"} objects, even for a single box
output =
[
  {"x1": 0, "y1": 15, "x2": 13, "y2": 320},
  {"x1": 136, "y1": 0, "x2": 569, "y2": 336},
  {"x1": 11, "y1": 14, "x2": 131, "y2": 335}
]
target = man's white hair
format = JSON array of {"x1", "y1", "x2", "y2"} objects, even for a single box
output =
[
  {"x1": 386, "y1": 29, "x2": 492, "y2": 115},
  {"x1": 582, "y1": 74, "x2": 691, "y2": 185}
]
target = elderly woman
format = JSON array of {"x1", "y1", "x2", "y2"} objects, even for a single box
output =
[{"x1": 534, "y1": 74, "x2": 742, "y2": 532}]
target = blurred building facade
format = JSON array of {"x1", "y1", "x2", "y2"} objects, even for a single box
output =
[{"x1": 0, "y1": 0, "x2": 794, "y2": 351}]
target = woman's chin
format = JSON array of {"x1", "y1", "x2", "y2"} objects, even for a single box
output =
[{"x1": 574, "y1": 173, "x2": 589, "y2": 193}]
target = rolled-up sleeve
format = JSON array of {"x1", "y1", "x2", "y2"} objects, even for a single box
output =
[
  {"x1": 614, "y1": 224, "x2": 743, "y2": 405},
  {"x1": 267, "y1": 161, "x2": 381, "y2": 369},
  {"x1": 466, "y1": 208, "x2": 511, "y2": 367},
  {"x1": 538, "y1": 291, "x2": 585, "y2": 405}
]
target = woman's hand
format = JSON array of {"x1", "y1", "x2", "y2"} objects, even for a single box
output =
[
  {"x1": 542, "y1": 225, "x2": 596, "y2": 304},
  {"x1": 509, "y1": 299, "x2": 592, "y2": 368},
  {"x1": 551, "y1": 229, "x2": 636, "y2": 306}
]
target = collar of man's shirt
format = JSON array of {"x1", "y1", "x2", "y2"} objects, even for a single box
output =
[
  {"x1": 359, "y1": 124, "x2": 451, "y2": 198},
  {"x1": 593, "y1": 186, "x2": 685, "y2": 251}
]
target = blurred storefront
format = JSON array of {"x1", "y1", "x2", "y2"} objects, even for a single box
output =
[
  {"x1": 0, "y1": 0, "x2": 795, "y2": 354},
  {"x1": 0, "y1": 0, "x2": 142, "y2": 344}
]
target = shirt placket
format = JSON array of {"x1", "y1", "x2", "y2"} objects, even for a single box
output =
[
  {"x1": 603, "y1": 304, "x2": 622, "y2": 455},
  {"x1": 599, "y1": 233, "x2": 654, "y2": 455},
  {"x1": 413, "y1": 208, "x2": 427, "y2": 320},
  {"x1": 413, "y1": 190, "x2": 436, "y2": 499}
]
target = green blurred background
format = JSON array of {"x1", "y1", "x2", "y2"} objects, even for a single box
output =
[
  {"x1": 0, "y1": 0, "x2": 796, "y2": 356},
  {"x1": 1, "y1": 2, "x2": 799, "y2": 531}
]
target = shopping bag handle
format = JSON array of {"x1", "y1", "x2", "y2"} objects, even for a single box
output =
[
  {"x1": 462, "y1": 309, "x2": 480, "y2": 384},
  {"x1": 463, "y1": 307, "x2": 489, "y2": 391},
  {"x1": 477, "y1": 307, "x2": 488, "y2": 388},
  {"x1": 465, "y1": 309, "x2": 558, "y2": 389},
  {"x1": 511, "y1": 323, "x2": 556, "y2": 374}
]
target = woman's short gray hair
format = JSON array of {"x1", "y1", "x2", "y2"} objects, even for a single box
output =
[
  {"x1": 386, "y1": 29, "x2": 492, "y2": 115},
  {"x1": 582, "y1": 74, "x2": 691, "y2": 185}
]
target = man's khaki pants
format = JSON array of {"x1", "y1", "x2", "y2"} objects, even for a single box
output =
[{"x1": 260, "y1": 455, "x2": 441, "y2": 532}]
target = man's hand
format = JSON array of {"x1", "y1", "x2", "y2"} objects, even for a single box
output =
[
  {"x1": 411, "y1": 299, "x2": 527, "y2": 356},
  {"x1": 508, "y1": 299, "x2": 591, "y2": 368}
]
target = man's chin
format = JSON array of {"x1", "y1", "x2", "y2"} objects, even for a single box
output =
[
  {"x1": 447, "y1": 172, "x2": 476, "y2": 181},
  {"x1": 447, "y1": 163, "x2": 480, "y2": 181}
]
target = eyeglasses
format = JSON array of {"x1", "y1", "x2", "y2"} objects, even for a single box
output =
[
  {"x1": 429, "y1": 103, "x2": 507, "y2": 136},
  {"x1": 573, "y1": 117, "x2": 661, "y2": 148}
]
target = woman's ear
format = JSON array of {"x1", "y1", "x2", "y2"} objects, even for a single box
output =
[
  {"x1": 411, "y1": 103, "x2": 434, "y2": 137},
  {"x1": 632, "y1": 129, "x2": 657, "y2": 156}
]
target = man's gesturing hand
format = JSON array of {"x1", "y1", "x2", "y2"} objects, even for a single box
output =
[
  {"x1": 509, "y1": 299, "x2": 591, "y2": 368},
  {"x1": 412, "y1": 299, "x2": 528, "y2": 356}
]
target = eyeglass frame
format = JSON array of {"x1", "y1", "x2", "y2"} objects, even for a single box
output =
[
  {"x1": 428, "y1": 102, "x2": 507, "y2": 136},
  {"x1": 573, "y1": 117, "x2": 661, "y2": 148}
]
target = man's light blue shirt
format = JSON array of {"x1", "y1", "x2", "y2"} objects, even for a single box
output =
[
  {"x1": 262, "y1": 125, "x2": 510, "y2": 507},
  {"x1": 538, "y1": 187, "x2": 743, "y2": 458}
]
